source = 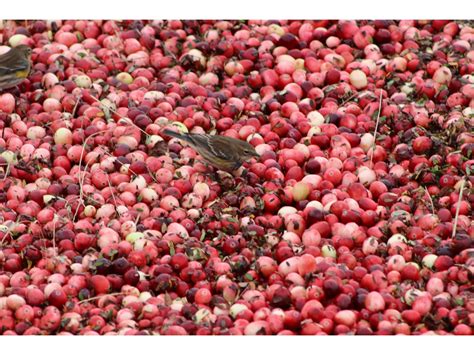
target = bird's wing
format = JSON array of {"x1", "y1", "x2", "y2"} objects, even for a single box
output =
[
  {"x1": 208, "y1": 135, "x2": 239, "y2": 159},
  {"x1": 186, "y1": 134, "x2": 230, "y2": 159},
  {"x1": 0, "y1": 66, "x2": 17, "y2": 74},
  {"x1": 0, "y1": 63, "x2": 29, "y2": 75}
]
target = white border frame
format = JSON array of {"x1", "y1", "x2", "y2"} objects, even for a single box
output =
[{"x1": 1, "y1": 0, "x2": 471, "y2": 19}]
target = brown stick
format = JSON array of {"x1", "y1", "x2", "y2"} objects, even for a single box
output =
[
  {"x1": 452, "y1": 178, "x2": 466, "y2": 238},
  {"x1": 76, "y1": 292, "x2": 125, "y2": 305},
  {"x1": 370, "y1": 91, "x2": 384, "y2": 167}
]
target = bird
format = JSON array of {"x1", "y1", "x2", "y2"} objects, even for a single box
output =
[
  {"x1": 163, "y1": 128, "x2": 259, "y2": 172},
  {"x1": 0, "y1": 45, "x2": 32, "y2": 91}
]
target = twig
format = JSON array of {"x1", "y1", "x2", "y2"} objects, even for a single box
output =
[
  {"x1": 72, "y1": 129, "x2": 110, "y2": 221},
  {"x1": 44, "y1": 196, "x2": 76, "y2": 221},
  {"x1": 452, "y1": 178, "x2": 466, "y2": 238},
  {"x1": 0, "y1": 227, "x2": 12, "y2": 246},
  {"x1": 105, "y1": 174, "x2": 119, "y2": 212},
  {"x1": 76, "y1": 292, "x2": 125, "y2": 305},
  {"x1": 146, "y1": 167, "x2": 158, "y2": 184},
  {"x1": 100, "y1": 150, "x2": 138, "y2": 177},
  {"x1": 118, "y1": 117, "x2": 153, "y2": 138},
  {"x1": 78, "y1": 159, "x2": 92, "y2": 195},
  {"x1": 340, "y1": 91, "x2": 361, "y2": 106},
  {"x1": 72, "y1": 159, "x2": 91, "y2": 221},
  {"x1": 87, "y1": 94, "x2": 153, "y2": 138},
  {"x1": 52, "y1": 215, "x2": 58, "y2": 258},
  {"x1": 38, "y1": 228, "x2": 49, "y2": 255},
  {"x1": 163, "y1": 46, "x2": 179, "y2": 63},
  {"x1": 370, "y1": 90, "x2": 384, "y2": 167},
  {"x1": 2, "y1": 162, "x2": 11, "y2": 181},
  {"x1": 423, "y1": 186, "x2": 435, "y2": 214},
  {"x1": 71, "y1": 94, "x2": 82, "y2": 118}
]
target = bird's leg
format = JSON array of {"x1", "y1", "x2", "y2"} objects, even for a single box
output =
[
  {"x1": 240, "y1": 168, "x2": 252, "y2": 186},
  {"x1": 232, "y1": 164, "x2": 252, "y2": 185},
  {"x1": 4, "y1": 86, "x2": 21, "y2": 96},
  {"x1": 210, "y1": 170, "x2": 219, "y2": 184},
  {"x1": 216, "y1": 170, "x2": 236, "y2": 191},
  {"x1": 197, "y1": 159, "x2": 219, "y2": 182}
]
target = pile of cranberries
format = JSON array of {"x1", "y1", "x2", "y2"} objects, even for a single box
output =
[{"x1": 0, "y1": 20, "x2": 472, "y2": 335}]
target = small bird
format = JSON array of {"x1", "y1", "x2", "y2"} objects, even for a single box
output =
[
  {"x1": 0, "y1": 45, "x2": 32, "y2": 91},
  {"x1": 163, "y1": 128, "x2": 259, "y2": 172}
]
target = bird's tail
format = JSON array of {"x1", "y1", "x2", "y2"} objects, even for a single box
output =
[
  {"x1": 163, "y1": 128, "x2": 203, "y2": 147},
  {"x1": 163, "y1": 128, "x2": 188, "y2": 141}
]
